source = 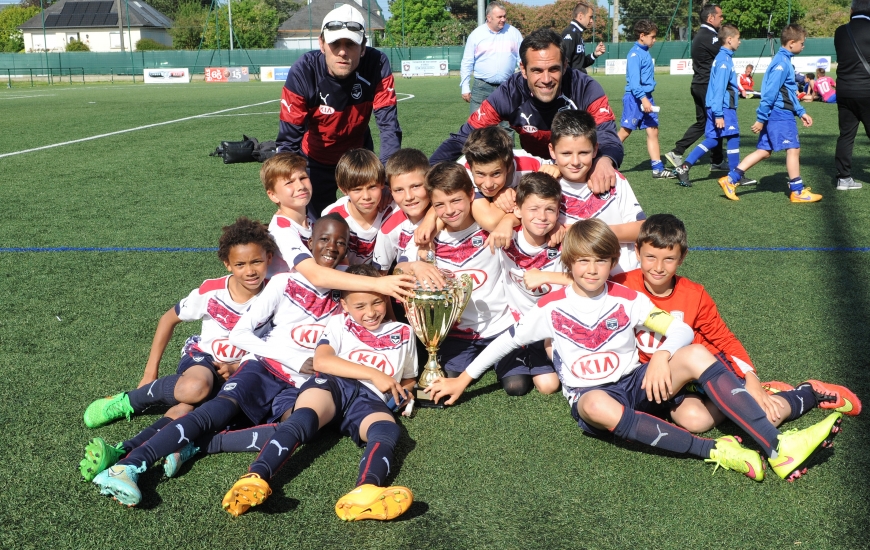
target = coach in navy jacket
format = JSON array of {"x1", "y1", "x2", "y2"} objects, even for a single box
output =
[
  {"x1": 276, "y1": 4, "x2": 402, "y2": 214},
  {"x1": 431, "y1": 28, "x2": 623, "y2": 192}
]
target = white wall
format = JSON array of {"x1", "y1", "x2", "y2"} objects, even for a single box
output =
[{"x1": 24, "y1": 27, "x2": 170, "y2": 52}]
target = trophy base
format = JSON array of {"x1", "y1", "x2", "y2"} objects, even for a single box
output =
[{"x1": 414, "y1": 386, "x2": 445, "y2": 409}]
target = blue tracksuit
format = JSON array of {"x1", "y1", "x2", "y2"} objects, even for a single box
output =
[
  {"x1": 625, "y1": 42, "x2": 655, "y2": 98},
  {"x1": 706, "y1": 47, "x2": 739, "y2": 117},
  {"x1": 756, "y1": 47, "x2": 806, "y2": 122}
]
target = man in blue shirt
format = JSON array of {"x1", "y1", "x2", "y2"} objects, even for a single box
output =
[{"x1": 460, "y1": 1, "x2": 522, "y2": 135}]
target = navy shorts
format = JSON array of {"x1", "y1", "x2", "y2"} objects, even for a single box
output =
[
  {"x1": 297, "y1": 373, "x2": 393, "y2": 446},
  {"x1": 756, "y1": 111, "x2": 800, "y2": 151},
  {"x1": 568, "y1": 363, "x2": 685, "y2": 436},
  {"x1": 176, "y1": 352, "x2": 223, "y2": 401},
  {"x1": 621, "y1": 93, "x2": 658, "y2": 130},
  {"x1": 217, "y1": 358, "x2": 299, "y2": 425},
  {"x1": 496, "y1": 341, "x2": 555, "y2": 380},
  {"x1": 704, "y1": 108, "x2": 740, "y2": 139},
  {"x1": 440, "y1": 329, "x2": 523, "y2": 375}
]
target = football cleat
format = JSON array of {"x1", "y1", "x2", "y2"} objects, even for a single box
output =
[
  {"x1": 84, "y1": 393, "x2": 133, "y2": 428},
  {"x1": 664, "y1": 151, "x2": 684, "y2": 169},
  {"x1": 761, "y1": 381, "x2": 795, "y2": 395},
  {"x1": 789, "y1": 188, "x2": 822, "y2": 203},
  {"x1": 735, "y1": 176, "x2": 758, "y2": 186},
  {"x1": 222, "y1": 473, "x2": 272, "y2": 517},
  {"x1": 705, "y1": 436, "x2": 765, "y2": 481},
  {"x1": 93, "y1": 461, "x2": 147, "y2": 507},
  {"x1": 803, "y1": 380, "x2": 862, "y2": 416},
  {"x1": 769, "y1": 412, "x2": 842, "y2": 481},
  {"x1": 718, "y1": 176, "x2": 739, "y2": 201},
  {"x1": 709, "y1": 161, "x2": 729, "y2": 172},
  {"x1": 335, "y1": 484, "x2": 413, "y2": 521},
  {"x1": 163, "y1": 442, "x2": 200, "y2": 478},
  {"x1": 674, "y1": 164, "x2": 692, "y2": 187},
  {"x1": 80, "y1": 437, "x2": 125, "y2": 482},
  {"x1": 652, "y1": 169, "x2": 677, "y2": 179}
]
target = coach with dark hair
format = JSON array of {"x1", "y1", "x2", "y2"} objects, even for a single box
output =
[
  {"x1": 665, "y1": 3, "x2": 725, "y2": 171},
  {"x1": 431, "y1": 27, "x2": 622, "y2": 192},
  {"x1": 833, "y1": 0, "x2": 870, "y2": 190},
  {"x1": 561, "y1": 1, "x2": 606, "y2": 74}
]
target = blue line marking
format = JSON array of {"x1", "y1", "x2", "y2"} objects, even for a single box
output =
[{"x1": 1, "y1": 246, "x2": 869, "y2": 253}]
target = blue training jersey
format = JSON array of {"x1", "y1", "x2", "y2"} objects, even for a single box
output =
[
  {"x1": 625, "y1": 42, "x2": 655, "y2": 98},
  {"x1": 756, "y1": 47, "x2": 806, "y2": 123},
  {"x1": 705, "y1": 47, "x2": 739, "y2": 117}
]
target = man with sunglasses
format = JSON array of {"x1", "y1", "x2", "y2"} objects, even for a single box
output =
[
  {"x1": 276, "y1": 4, "x2": 402, "y2": 215},
  {"x1": 561, "y1": 1, "x2": 606, "y2": 74}
]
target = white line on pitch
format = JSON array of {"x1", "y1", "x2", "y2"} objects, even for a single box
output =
[
  {"x1": 0, "y1": 94, "x2": 56, "y2": 100},
  {"x1": 0, "y1": 100, "x2": 278, "y2": 159},
  {"x1": 203, "y1": 111, "x2": 279, "y2": 117},
  {"x1": 396, "y1": 93, "x2": 414, "y2": 101}
]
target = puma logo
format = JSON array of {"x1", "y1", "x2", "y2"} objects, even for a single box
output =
[
  {"x1": 650, "y1": 424, "x2": 669, "y2": 446},
  {"x1": 269, "y1": 440, "x2": 289, "y2": 456},
  {"x1": 246, "y1": 432, "x2": 261, "y2": 451},
  {"x1": 176, "y1": 425, "x2": 190, "y2": 445}
]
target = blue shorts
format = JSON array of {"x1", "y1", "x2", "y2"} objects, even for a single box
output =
[
  {"x1": 825, "y1": 93, "x2": 837, "y2": 104},
  {"x1": 440, "y1": 329, "x2": 523, "y2": 375},
  {"x1": 756, "y1": 111, "x2": 800, "y2": 151},
  {"x1": 176, "y1": 352, "x2": 223, "y2": 401},
  {"x1": 704, "y1": 108, "x2": 740, "y2": 139},
  {"x1": 298, "y1": 373, "x2": 393, "y2": 446},
  {"x1": 217, "y1": 358, "x2": 299, "y2": 425},
  {"x1": 621, "y1": 93, "x2": 658, "y2": 130},
  {"x1": 496, "y1": 341, "x2": 555, "y2": 379},
  {"x1": 568, "y1": 363, "x2": 685, "y2": 436}
]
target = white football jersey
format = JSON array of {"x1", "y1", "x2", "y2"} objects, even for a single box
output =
[
  {"x1": 322, "y1": 197, "x2": 394, "y2": 265},
  {"x1": 372, "y1": 207, "x2": 419, "y2": 271},
  {"x1": 404, "y1": 222, "x2": 514, "y2": 339},
  {"x1": 457, "y1": 149, "x2": 547, "y2": 199},
  {"x1": 230, "y1": 269, "x2": 343, "y2": 386},
  {"x1": 558, "y1": 173, "x2": 644, "y2": 274},
  {"x1": 267, "y1": 212, "x2": 315, "y2": 277},
  {"x1": 176, "y1": 275, "x2": 270, "y2": 363},
  {"x1": 500, "y1": 227, "x2": 564, "y2": 317},
  {"x1": 318, "y1": 313, "x2": 418, "y2": 402}
]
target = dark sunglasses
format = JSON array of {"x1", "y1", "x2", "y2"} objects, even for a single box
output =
[{"x1": 323, "y1": 21, "x2": 364, "y2": 32}]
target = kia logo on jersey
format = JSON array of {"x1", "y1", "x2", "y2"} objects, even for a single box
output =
[
  {"x1": 509, "y1": 270, "x2": 550, "y2": 297},
  {"x1": 210, "y1": 338, "x2": 246, "y2": 361},
  {"x1": 455, "y1": 269, "x2": 487, "y2": 290},
  {"x1": 348, "y1": 350, "x2": 395, "y2": 375},
  {"x1": 319, "y1": 105, "x2": 335, "y2": 115},
  {"x1": 291, "y1": 324, "x2": 325, "y2": 349},
  {"x1": 570, "y1": 351, "x2": 620, "y2": 380}
]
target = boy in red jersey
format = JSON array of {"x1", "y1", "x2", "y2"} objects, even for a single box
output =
[{"x1": 611, "y1": 213, "x2": 861, "y2": 435}]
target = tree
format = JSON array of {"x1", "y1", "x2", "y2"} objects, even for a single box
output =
[
  {"x1": 504, "y1": 0, "x2": 610, "y2": 42},
  {"x1": 147, "y1": 0, "x2": 210, "y2": 20},
  {"x1": 796, "y1": 0, "x2": 848, "y2": 37},
  {"x1": 384, "y1": 0, "x2": 453, "y2": 46},
  {"x1": 201, "y1": 0, "x2": 279, "y2": 49},
  {"x1": 718, "y1": 0, "x2": 806, "y2": 39},
  {"x1": 0, "y1": 5, "x2": 41, "y2": 52},
  {"x1": 169, "y1": 0, "x2": 209, "y2": 49},
  {"x1": 66, "y1": 38, "x2": 90, "y2": 51},
  {"x1": 619, "y1": 0, "x2": 691, "y2": 42}
]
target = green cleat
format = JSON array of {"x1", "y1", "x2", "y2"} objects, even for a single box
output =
[
  {"x1": 769, "y1": 412, "x2": 843, "y2": 481},
  {"x1": 83, "y1": 393, "x2": 134, "y2": 428},
  {"x1": 163, "y1": 442, "x2": 200, "y2": 478},
  {"x1": 93, "y1": 462, "x2": 147, "y2": 507},
  {"x1": 80, "y1": 437, "x2": 126, "y2": 482},
  {"x1": 705, "y1": 436, "x2": 765, "y2": 481}
]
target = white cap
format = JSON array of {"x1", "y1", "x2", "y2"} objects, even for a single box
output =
[{"x1": 321, "y1": 4, "x2": 366, "y2": 45}]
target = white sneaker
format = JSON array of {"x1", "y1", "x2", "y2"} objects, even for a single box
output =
[
  {"x1": 836, "y1": 177, "x2": 863, "y2": 190},
  {"x1": 664, "y1": 151, "x2": 683, "y2": 169}
]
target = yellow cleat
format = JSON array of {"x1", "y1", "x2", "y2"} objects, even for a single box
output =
[
  {"x1": 769, "y1": 412, "x2": 842, "y2": 481},
  {"x1": 705, "y1": 436, "x2": 764, "y2": 481},
  {"x1": 335, "y1": 484, "x2": 413, "y2": 521},
  {"x1": 790, "y1": 188, "x2": 822, "y2": 203},
  {"x1": 718, "y1": 176, "x2": 739, "y2": 201},
  {"x1": 222, "y1": 473, "x2": 272, "y2": 517}
]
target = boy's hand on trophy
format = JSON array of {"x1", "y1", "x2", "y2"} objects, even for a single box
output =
[
  {"x1": 425, "y1": 377, "x2": 465, "y2": 405},
  {"x1": 411, "y1": 261, "x2": 447, "y2": 289},
  {"x1": 378, "y1": 274, "x2": 417, "y2": 301}
]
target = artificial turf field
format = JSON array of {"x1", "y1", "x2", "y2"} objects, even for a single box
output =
[{"x1": 2, "y1": 72, "x2": 870, "y2": 549}]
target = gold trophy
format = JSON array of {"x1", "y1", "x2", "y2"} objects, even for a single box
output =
[{"x1": 397, "y1": 267, "x2": 473, "y2": 407}]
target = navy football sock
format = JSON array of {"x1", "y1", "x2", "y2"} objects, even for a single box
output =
[
  {"x1": 248, "y1": 408, "x2": 319, "y2": 480},
  {"x1": 117, "y1": 396, "x2": 239, "y2": 468},
  {"x1": 726, "y1": 136, "x2": 740, "y2": 170},
  {"x1": 698, "y1": 361, "x2": 781, "y2": 457},
  {"x1": 121, "y1": 416, "x2": 173, "y2": 453},
  {"x1": 357, "y1": 421, "x2": 402, "y2": 486},
  {"x1": 127, "y1": 375, "x2": 180, "y2": 412},
  {"x1": 780, "y1": 384, "x2": 819, "y2": 421},
  {"x1": 202, "y1": 424, "x2": 279, "y2": 454},
  {"x1": 613, "y1": 409, "x2": 715, "y2": 458}
]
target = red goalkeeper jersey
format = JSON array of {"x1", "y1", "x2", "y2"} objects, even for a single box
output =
[{"x1": 612, "y1": 269, "x2": 755, "y2": 378}]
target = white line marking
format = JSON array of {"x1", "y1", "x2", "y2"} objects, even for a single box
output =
[
  {"x1": 0, "y1": 100, "x2": 278, "y2": 159},
  {"x1": 202, "y1": 111, "x2": 279, "y2": 118},
  {"x1": 396, "y1": 93, "x2": 414, "y2": 101},
  {"x1": 0, "y1": 94, "x2": 56, "y2": 100}
]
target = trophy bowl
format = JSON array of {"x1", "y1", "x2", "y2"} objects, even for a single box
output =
[{"x1": 396, "y1": 268, "x2": 473, "y2": 406}]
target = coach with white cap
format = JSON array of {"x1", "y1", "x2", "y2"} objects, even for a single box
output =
[{"x1": 276, "y1": 3, "x2": 402, "y2": 214}]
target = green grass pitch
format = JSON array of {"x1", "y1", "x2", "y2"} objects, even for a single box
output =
[{"x1": 1, "y1": 73, "x2": 869, "y2": 549}]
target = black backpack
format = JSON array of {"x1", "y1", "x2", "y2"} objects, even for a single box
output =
[{"x1": 210, "y1": 135, "x2": 277, "y2": 164}]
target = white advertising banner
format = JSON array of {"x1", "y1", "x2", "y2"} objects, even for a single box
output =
[
  {"x1": 670, "y1": 56, "x2": 832, "y2": 75},
  {"x1": 260, "y1": 66, "x2": 292, "y2": 82},
  {"x1": 605, "y1": 58, "x2": 654, "y2": 75},
  {"x1": 400, "y1": 59, "x2": 449, "y2": 77},
  {"x1": 143, "y1": 68, "x2": 191, "y2": 83}
]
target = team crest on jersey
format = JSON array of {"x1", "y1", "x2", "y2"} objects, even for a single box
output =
[
  {"x1": 345, "y1": 317, "x2": 409, "y2": 349},
  {"x1": 435, "y1": 231, "x2": 489, "y2": 266},
  {"x1": 605, "y1": 318, "x2": 618, "y2": 330},
  {"x1": 471, "y1": 235, "x2": 484, "y2": 247},
  {"x1": 331, "y1": 290, "x2": 341, "y2": 302},
  {"x1": 351, "y1": 83, "x2": 363, "y2": 100},
  {"x1": 547, "y1": 248, "x2": 558, "y2": 260},
  {"x1": 390, "y1": 333, "x2": 401, "y2": 345}
]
